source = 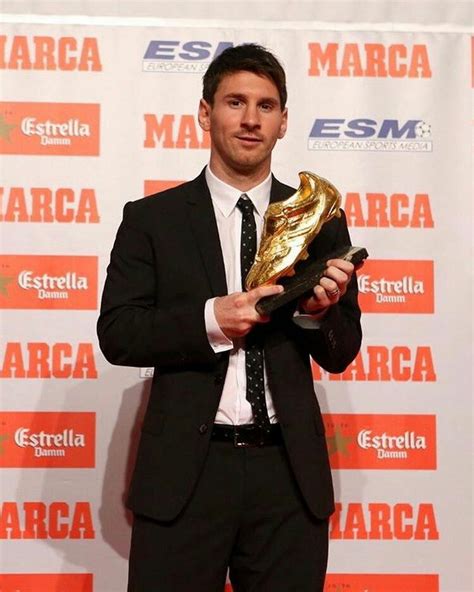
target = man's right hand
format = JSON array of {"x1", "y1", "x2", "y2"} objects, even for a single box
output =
[{"x1": 214, "y1": 284, "x2": 284, "y2": 339}]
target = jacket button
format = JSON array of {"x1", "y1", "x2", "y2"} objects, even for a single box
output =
[{"x1": 198, "y1": 424, "x2": 208, "y2": 434}]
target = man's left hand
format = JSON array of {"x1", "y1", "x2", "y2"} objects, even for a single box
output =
[{"x1": 298, "y1": 258, "x2": 359, "y2": 316}]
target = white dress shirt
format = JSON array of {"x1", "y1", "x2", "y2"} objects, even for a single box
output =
[{"x1": 204, "y1": 165, "x2": 278, "y2": 425}]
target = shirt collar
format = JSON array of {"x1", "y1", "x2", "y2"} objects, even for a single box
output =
[{"x1": 205, "y1": 165, "x2": 272, "y2": 218}]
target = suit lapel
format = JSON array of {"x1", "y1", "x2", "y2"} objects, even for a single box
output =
[
  {"x1": 185, "y1": 172, "x2": 293, "y2": 297},
  {"x1": 269, "y1": 175, "x2": 294, "y2": 204},
  {"x1": 186, "y1": 170, "x2": 228, "y2": 297}
]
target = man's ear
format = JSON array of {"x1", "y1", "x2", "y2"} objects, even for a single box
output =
[
  {"x1": 278, "y1": 108, "x2": 288, "y2": 140},
  {"x1": 198, "y1": 98, "x2": 211, "y2": 131}
]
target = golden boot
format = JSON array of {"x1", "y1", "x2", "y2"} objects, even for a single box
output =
[{"x1": 246, "y1": 171, "x2": 342, "y2": 290}]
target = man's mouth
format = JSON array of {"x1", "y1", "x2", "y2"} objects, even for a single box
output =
[{"x1": 236, "y1": 135, "x2": 262, "y2": 143}]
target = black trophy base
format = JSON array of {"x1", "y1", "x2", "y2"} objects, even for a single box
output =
[{"x1": 255, "y1": 245, "x2": 368, "y2": 315}]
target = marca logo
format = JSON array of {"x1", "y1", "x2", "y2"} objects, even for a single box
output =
[
  {"x1": 308, "y1": 42, "x2": 432, "y2": 78},
  {"x1": 0, "y1": 34, "x2": 101, "y2": 71},
  {"x1": 312, "y1": 345, "x2": 436, "y2": 382},
  {"x1": 143, "y1": 40, "x2": 235, "y2": 72},
  {"x1": 0, "y1": 255, "x2": 97, "y2": 309},
  {"x1": 0, "y1": 102, "x2": 100, "y2": 156},
  {"x1": 0, "y1": 186, "x2": 100, "y2": 223},
  {"x1": 0, "y1": 341, "x2": 97, "y2": 379},
  {"x1": 144, "y1": 114, "x2": 210, "y2": 149},
  {"x1": 358, "y1": 260, "x2": 434, "y2": 313},
  {"x1": 324, "y1": 413, "x2": 436, "y2": 469},
  {"x1": 0, "y1": 411, "x2": 95, "y2": 468},
  {"x1": 0, "y1": 574, "x2": 93, "y2": 592},
  {"x1": 308, "y1": 118, "x2": 432, "y2": 152},
  {"x1": 144, "y1": 180, "x2": 183, "y2": 196},
  {"x1": 330, "y1": 502, "x2": 439, "y2": 540},
  {"x1": 343, "y1": 192, "x2": 434, "y2": 228},
  {"x1": 0, "y1": 501, "x2": 95, "y2": 539},
  {"x1": 324, "y1": 573, "x2": 439, "y2": 590}
]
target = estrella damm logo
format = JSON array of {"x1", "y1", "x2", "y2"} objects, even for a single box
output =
[
  {"x1": 0, "y1": 102, "x2": 100, "y2": 156},
  {"x1": 0, "y1": 254, "x2": 98, "y2": 310},
  {"x1": 357, "y1": 259, "x2": 434, "y2": 313},
  {"x1": 144, "y1": 114, "x2": 210, "y2": 149},
  {"x1": 324, "y1": 413, "x2": 436, "y2": 470},
  {"x1": 343, "y1": 191, "x2": 434, "y2": 228},
  {"x1": 0, "y1": 574, "x2": 93, "y2": 591},
  {"x1": 143, "y1": 40, "x2": 236, "y2": 73},
  {"x1": 144, "y1": 180, "x2": 183, "y2": 196},
  {"x1": 330, "y1": 502, "x2": 439, "y2": 540},
  {"x1": 308, "y1": 42, "x2": 432, "y2": 78},
  {"x1": 0, "y1": 34, "x2": 101, "y2": 71},
  {"x1": 308, "y1": 118, "x2": 432, "y2": 152},
  {"x1": 0, "y1": 186, "x2": 100, "y2": 223},
  {"x1": 324, "y1": 574, "x2": 439, "y2": 590},
  {"x1": 0, "y1": 501, "x2": 95, "y2": 539},
  {"x1": 312, "y1": 344, "x2": 436, "y2": 382},
  {"x1": 0, "y1": 411, "x2": 95, "y2": 468}
]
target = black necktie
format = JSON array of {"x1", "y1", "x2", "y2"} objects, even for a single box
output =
[{"x1": 236, "y1": 195, "x2": 271, "y2": 432}]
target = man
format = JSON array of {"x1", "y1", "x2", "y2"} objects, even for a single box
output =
[{"x1": 98, "y1": 44, "x2": 362, "y2": 592}]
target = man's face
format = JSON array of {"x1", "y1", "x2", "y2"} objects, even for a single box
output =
[{"x1": 198, "y1": 70, "x2": 287, "y2": 180}]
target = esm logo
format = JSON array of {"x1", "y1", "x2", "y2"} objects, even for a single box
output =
[
  {"x1": 308, "y1": 118, "x2": 432, "y2": 152},
  {"x1": 143, "y1": 41, "x2": 237, "y2": 73}
]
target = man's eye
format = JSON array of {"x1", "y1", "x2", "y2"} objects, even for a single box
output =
[
  {"x1": 260, "y1": 103, "x2": 273, "y2": 111},
  {"x1": 229, "y1": 99, "x2": 242, "y2": 107}
]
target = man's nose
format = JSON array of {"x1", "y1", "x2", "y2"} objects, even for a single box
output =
[{"x1": 241, "y1": 103, "x2": 260, "y2": 128}]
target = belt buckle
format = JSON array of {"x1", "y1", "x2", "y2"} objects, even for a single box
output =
[
  {"x1": 233, "y1": 428, "x2": 249, "y2": 447},
  {"x1": 233, "y1": 426, "x2": 264, "y2": 448}
]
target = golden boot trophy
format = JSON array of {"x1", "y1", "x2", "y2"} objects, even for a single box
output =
[{"x1": 247, "y1": 171, "x2": 368, "y2": 315}]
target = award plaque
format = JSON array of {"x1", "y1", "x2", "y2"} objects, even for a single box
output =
[{"x1": 246, "y1": 171, "x2": 368, "y2": 315}]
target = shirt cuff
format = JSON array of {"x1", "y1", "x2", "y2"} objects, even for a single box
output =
[
  {"x1": 204, "y1": 298, "x2": 233, "y2": 353},
  {"x1": 292, "y1": 308, "x2": 329, "y2": 330}
]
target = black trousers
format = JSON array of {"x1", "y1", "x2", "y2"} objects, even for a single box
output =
[{"x1": 128, "y1": 439, "x2": 329, "y2": 592}]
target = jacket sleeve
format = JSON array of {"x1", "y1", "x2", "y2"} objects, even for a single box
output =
[
  {"x1": 293, "y1": 209, "x2": 362, "y2": 373},
  {"x1": 97, "y1": 202, "x2": 218, "y2": 369}
]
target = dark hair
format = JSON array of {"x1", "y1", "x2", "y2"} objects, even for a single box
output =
[{"x1": 202, "y1": 43, "x2": 287, "y2": 109}]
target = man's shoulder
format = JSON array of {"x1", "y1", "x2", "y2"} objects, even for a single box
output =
[{"x1": 121, "y1": 170, "x2": 208, "y2": 225}]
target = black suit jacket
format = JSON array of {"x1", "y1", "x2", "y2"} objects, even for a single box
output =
[{"x1": 97, "y1": 169, "x2": 362, "y2": 522}]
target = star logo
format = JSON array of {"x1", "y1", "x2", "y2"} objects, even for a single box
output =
[
  {"x1": 0, "y1": 433, "x2": 8, "y2": 455},
  {"x1": 0, "y1": 114, "x2": 16, "y2": 142},
  {"x1": 0, "y1": 273, "x2": 14, "y2": 297},
  {"x1": 326, "y1": 427, "x2": 353, "y2": 457}
]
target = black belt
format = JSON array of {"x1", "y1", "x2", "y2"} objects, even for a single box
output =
[{"x1": 211, "y1": 423, "x2": 283, "y2": 447}]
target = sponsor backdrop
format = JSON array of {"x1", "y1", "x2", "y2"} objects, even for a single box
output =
[{"x1": 0, "y1": 15, "x2": 472, "y2": 592}]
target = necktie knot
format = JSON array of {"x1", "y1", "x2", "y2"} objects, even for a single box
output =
[{"x1": 236, "y1": 195, "x2": 254, "y2": 217}]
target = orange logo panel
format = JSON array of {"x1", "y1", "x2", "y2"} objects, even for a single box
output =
[
  {"x1": 358, "y1": 260, "x2": 434, "y2": 313},
  {"x1": 0, "y1": 574, "x2": 92, "y2": 592},
  {"x1": 225, "y1": 575, "x2": 439, "y2": 592},
  {"x1": 0, "y1": 411, "x2": 95, "y2": 468},
  {"x1": 324, "y1": 414, "x2": 436, "y2": 470},
  {"x1": 325, "y1": 574, "x2": 439, "y2": 591},
  {"x1": 0, "y1": 255, "x2": 97, "y2": 310},
  {"x1": 0, "y1": 102, "x2": 100, "y2": 156},
  {"x1": 144, "y1": 179, "x2": 183, "y2": 196}
]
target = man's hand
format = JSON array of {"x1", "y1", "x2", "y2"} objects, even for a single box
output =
[
  {"x1": 299, "y1": 258, "x2": 362, "y2": 316},
  {"x1": 214, "y1": 284, "x2": 284, "y2": 339}
]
